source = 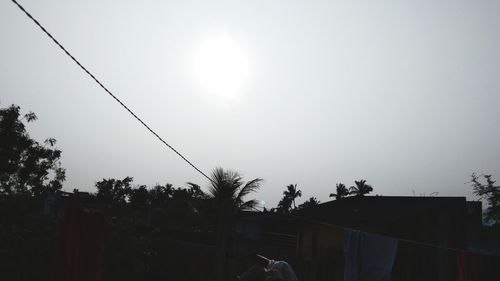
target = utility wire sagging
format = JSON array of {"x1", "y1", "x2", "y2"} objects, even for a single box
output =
[{"x1": 10, "y1": 0, "x2": 214, "y2": 184}]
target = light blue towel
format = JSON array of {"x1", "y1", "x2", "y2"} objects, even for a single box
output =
[{"x1": 344, "y1": 229, "x2": 361, "y2": 281}]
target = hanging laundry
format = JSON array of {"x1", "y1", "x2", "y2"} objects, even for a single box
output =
[
  {"x1": 50, "y1": 201, "x2": 110, "y2": 281},
  {"x1": 359, "y1": 232, "x2": 398, "y2": 281},
  {"x1": 343, "y1": 229, "x2": 360, "y2": 281},
  {"x1": 457, "y1": 250, "x2": 481, "y2": 281},
  {"x1": 343, "y1": 229, "x2": 398, "y2": 281}
]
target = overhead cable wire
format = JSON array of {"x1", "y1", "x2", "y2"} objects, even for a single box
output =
[{"x1": 10, "y1": 0, "x2": 214, "y2": 184}]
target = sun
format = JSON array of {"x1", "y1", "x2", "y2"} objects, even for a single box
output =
[{"x1": 191, "y1": 32, "x2": 250, "y2": 100}]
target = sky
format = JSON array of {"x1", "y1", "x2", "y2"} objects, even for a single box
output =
[{"x1": 1, "y1": 0, "x2": 499, "y2": 208}]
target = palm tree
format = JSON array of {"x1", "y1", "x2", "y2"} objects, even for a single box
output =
[
  {"x1": 208, "y1": 167, "x2": 263, "y2": 281},
  {"x1": 284, "y1": 184, "x2": 302, "y2": 209},
  {"x1": 330, "y1": 182, "x2": 349, "y2": 200},
  {"x1": 349, "y1": 179, "x2": 373, "y2": 196},
  {"x1": 277, "y1": 195, "x2": 293, "y2": 213}
]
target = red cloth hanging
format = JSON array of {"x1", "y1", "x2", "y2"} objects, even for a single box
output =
[
  {"x1": 457, "y1": 250, "x2": 480, "y2": 281},
  {"x1": 52, "y1": 201, "x2": 110, "y2": 281}
]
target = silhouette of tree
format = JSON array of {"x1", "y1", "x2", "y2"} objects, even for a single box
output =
[
  {"x1": 0, "y1": 104, "x2": 65, "y2": 197},
  {"x1": 95, "y1": 177, "x2": 133, "y2": 208},
  {"x1": 149, "y1": 183, "x2": 174, "y2": 208},
  {"x1": 286, "y1": 184, "x2": 302, "y2": 208},
  {"x1": 330, "y1": 182, "x2": 349, "y2": 200},
  {"x1": 349, "y1": 179, "x2": 373, "y2": 196},
  {"x1": 129, "y1": 185, "x2": 150, "y2": 209},
  {"x1": 276, "y1": 184, "x2": 302, "y2": 213},
  {"x1": 144, "y1": 183, "x2": 206, "y2": 231},
  {"x1": 276, "y1": 195, "x2": 293, "y2": 213},
  {"x1": 298, "y1": 197, "x2": 320, "y2": 210},
  {"x1": 471, "y1": 173, "x2": 500, "y2": 224},
  {"x1": 186, "y1": 182, "x2": 208, "y2": 199},
  {"x1": 207, "y1": 167, "x2": 262, "y2": 281},
  {"x1": 277, "y1": 184, "x2": 302, "y2": 213}
]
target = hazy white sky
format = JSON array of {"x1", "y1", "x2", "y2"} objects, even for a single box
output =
[{"x1": 1, "y1": 0, "x2": 499, "y2": 207}]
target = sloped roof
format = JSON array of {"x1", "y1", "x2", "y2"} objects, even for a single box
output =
[{"x1": 297, "y1": 196, "x2": 467, "y2": 224}]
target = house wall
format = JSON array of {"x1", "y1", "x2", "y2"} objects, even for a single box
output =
[{"x1": 296, "y1": 198, "x2": 470, "y2": 281}]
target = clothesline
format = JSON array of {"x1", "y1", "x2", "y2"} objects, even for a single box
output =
[{"x1": 292, "y1": 215, "x2": 500, "y2": 257}]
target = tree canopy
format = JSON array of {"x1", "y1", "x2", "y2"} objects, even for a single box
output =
[
  {"x1": 277, "y1": 184, "x2": 302, "y2": 213},
  {"x1": 298, "y1": 197, "x2": 320, "y2": 210},
  {"x1": 349, "y1": 179, "x2": 373, "y2": 197},
  {"x1": 471, "y1": 173, "x2": 500, "y2": 224},
  {"x1": 330, "y1": 182, "x2": 349, "y2": 200},
  {"x1": 0, "y1": 104, "x2": 65, "y2": 197}
]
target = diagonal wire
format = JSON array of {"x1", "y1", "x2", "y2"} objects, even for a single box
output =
[{"x1": 10, "y1": 0, "x2": 214, "y2": 184}]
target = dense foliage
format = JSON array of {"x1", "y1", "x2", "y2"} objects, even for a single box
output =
[
  {"x1": 0, "y1": 104, "x2": 65, "y2": 197},
  {"x1": 471, "y1": 173, "x2": 500, "y2": 225}
]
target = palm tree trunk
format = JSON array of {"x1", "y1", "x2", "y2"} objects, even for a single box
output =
[
  {"x1": 213, "y1": 213, "x2": 232, "y2": 281},
  {"x1": 214, "y1": 231, "x2": 228, "y2": 281}
]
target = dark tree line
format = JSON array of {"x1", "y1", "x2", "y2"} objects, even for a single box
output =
[
  {"x1": 273, "y1": 179, "x2": 375, "y2": 214},
  {"x1": 0, "y1": 103, "x2": 377, "y2": 219},
  {"x1": 4, "y1": 103, "x2": 498, "y2": 281},
  {"x1": 329, "y1": 180, "x2": 374, "y2": 200}
]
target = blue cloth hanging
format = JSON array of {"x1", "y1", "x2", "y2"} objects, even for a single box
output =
[{"x1": 344, "y1": 229, "x2": 398, "y2": 281}]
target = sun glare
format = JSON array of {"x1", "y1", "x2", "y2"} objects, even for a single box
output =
[{"x1": 192, "y1": 32, "x2": 250, "y2": 100}]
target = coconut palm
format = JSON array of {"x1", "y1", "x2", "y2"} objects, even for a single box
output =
[
  {"x1": 349, "y1": 179, "x2": 373, "y2": 196},
  {"x1": 276, "y1": 195, "x2": 293, "y2": 213},
  {"x1": 208, "y1": 167, "x2": 263, "y2": 281},
  {"x1": 330, "y1": 182, "x2": 350, "y2": 200},
  {"x1": 284, "y1": 184, "x2": 302, "y2": 209}
]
